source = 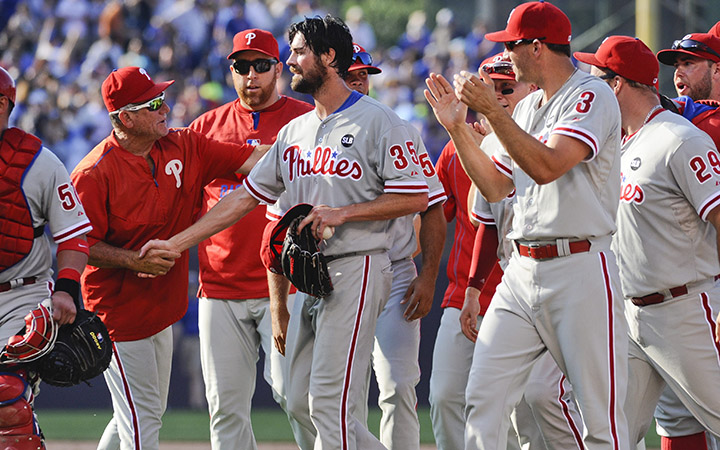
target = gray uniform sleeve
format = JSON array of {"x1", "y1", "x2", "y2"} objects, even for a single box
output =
[
  {"x1": 669, "y1": 134, "x2": 720, "y2": 220},
  {"x1": 377, "y1": 124, "x2": 429, "y2": 194},
  {"x1": 26, "y1": 148, "x2": 92, "y2": 243}
]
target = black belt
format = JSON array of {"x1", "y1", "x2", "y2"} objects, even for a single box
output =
[
  {"x1": 515, "y1": 240, "x2": 591, "y2": 260},
  {"x1": 0, "y1": 277, "x2": 37, "y2": 293}
]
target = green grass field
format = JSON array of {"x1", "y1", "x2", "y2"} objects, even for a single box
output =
[{"x1": 39, "y1": 407, "x2": 662, "y2": 447}]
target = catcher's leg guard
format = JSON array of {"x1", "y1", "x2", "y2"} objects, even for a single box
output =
[{"x1": 0, "y1": 371, "x2": 44, "y2": 449}]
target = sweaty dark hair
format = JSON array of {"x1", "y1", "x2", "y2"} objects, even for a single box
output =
[
  {"x1": 288, "y1": 15, "x2": 354, "y2": 77},
  {"x1": 546, "y1": 43, "x2": 571, "y2": 58}
]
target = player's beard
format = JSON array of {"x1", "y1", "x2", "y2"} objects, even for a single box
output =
[
  {"x1": 291, "y1": 59, "x2": 328, "y2": 95},
  {"x1": 239, "y1": 71, "x2": 278, "y2": 108},
  {"x1": 687, "y1": 70, "x2": 713, "y2": 101}
]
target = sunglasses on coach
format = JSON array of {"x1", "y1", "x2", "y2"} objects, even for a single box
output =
[
  {"x1": 671, "y1": 38, "x2": 720, "y2": 60},
  {"x1": 353, "y1": 51, "x2": 373, "y2": 65},
  {"x1": 112, "y1": 92, "x2": 165, "y2": 115},
  {"x1": 232, "y1": 58, "x2": 278, "y2": 75}
]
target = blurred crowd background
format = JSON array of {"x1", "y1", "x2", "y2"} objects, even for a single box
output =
[
  {"x1": 2, "y1": 0, "x2": 718, "y2": 172},
  {"x1": 0, "y1": 0, "x2": 506, "y2": 171}
]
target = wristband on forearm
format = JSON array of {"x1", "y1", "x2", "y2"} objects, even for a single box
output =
[{"x1": 56, "y1": 268, "x2": 81, "y2": 309}]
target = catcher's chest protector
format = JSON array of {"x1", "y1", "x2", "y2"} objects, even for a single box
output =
[{"x1": 0, "y1": 128, "x2": 42, "y2": 272}]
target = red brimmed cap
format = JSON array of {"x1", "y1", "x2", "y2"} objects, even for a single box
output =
[
  {"x1": 102, "y1": 67, "x2": 174, "y2": 113},
  {"x1": 349, "y1": 43, "x2": 381, "y2": 74},
  {"x1": 260, "y1": 203, "x2": 314, "y2": 274},
  {"x1": 228, "y1": 29, "x2": 279, "y2": 60},
  {"x1": 480, "y1": 53, "x2": 515, "y2": 80},
  {"x1": 657, "y1": 33, "x2": 720, "y2": 65},
  {"x1": 485, "y1": 1, "x2": 571, "y2": 46},
  {"x1": 0, "y1": 66, "x2": 16, "y2": 105},
  {"x1": 574, "y1": 36, "x2": 658, "y2": 87},
  {"x1": 710, "y1": 21, "x2": 720, "y2": 38}
]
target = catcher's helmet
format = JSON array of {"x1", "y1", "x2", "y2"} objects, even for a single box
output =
[{"x1": 0, "y1": 66, "x2": 16, "y2": 105}]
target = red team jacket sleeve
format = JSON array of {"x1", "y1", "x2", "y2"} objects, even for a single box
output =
[
  {"x1": 436, "y1": 141, "x2": 457, "y2": 223},
  {"x1": 434, "y1": 140, "x2": 479, "y2": 309},
  {"x1": 467, "y1": 223, "x2": 500, "y2": 290}
]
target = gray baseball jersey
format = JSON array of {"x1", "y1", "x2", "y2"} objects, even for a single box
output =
[
  {"x1": 613, "y1": 109, "x2": 720, "y2": 297},
  {"x1": 246, "y1": 92, "x2": 429, "y2": 256},
  {"x1": 493, "y1": 70, "x2": 622, "y2": 241},
  {"x1": 1, "y1": 147, "x2": 92, "y2": 284}
]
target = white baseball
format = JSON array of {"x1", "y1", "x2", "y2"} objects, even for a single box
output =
[{"x1": 322, "y1": 226, "x2": 335, "y2": 239}]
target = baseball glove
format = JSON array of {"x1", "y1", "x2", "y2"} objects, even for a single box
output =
[
  {"x1": 34, "y1": 309, "x2": 112, "y2": 387},
  {"x1": 281, "y1": 215, "x2": 334, "y2": 298}
]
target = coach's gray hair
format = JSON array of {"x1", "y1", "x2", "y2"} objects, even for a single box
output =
[{"x1": 109, "y1": 112, "x2": 123, "y2": 129}]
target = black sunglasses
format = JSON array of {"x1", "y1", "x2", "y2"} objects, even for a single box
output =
[
  {"x1": 232, "y1": 58, "x2": 278, "y2": 75},
  {"x1": 505, "y1": 37, "x2": 545, "y2": 51},
  {"x1": 353, "y1": 51, "x2": 373, "y2": 65},
  {"x1": 671, "y1": 39, "x2": 720, "y2": 60}
]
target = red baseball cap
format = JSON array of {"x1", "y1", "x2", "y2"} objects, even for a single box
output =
[
  {"x1": 480, "y1": 53, "x2": 515, "y2": 80},
  {"x1": 710, "y1": 21, "x2": 720, "y2": 38},
  {"x1": 348, "y1": 43, "x2": 381, "y2": 74},
  {"x1": 0, "y1": 66, "x2": 16, "y2": 105},
  {"x1": 102, "y1": 67, "x2": 174, "y2": 113},
  {"x1": 260, "y1": 203, "x2": 314, "y2": 274},
  {"x1": 657, "y1": 33, "x2": 720, "y2": 65},
  {"x1": 574, "y1": 36, "x2": 658, "y2": 86},
  {"x1": 228, "y1": 29, "x2": 280, "y2": 60},
  {"x1": 485, "y1": 1, "x2": 571, "y2": 46}
]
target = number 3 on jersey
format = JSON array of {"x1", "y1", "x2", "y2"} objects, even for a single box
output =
[
  {"x1": 575, "y1": 91, "x2": 596, "y2": 114},
  {"x1": 388, "y1": 141, "x2": 436, "y2": 177}
]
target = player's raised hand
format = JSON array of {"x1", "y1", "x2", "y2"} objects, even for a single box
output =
[
  {"x1": 424, "y1": 73, "x2": 468, "y2": 132},
  {"x1": 453, "y1": 70, "x2": 501, "y2": 118},
  {"x1": 470, "y1": 117, "x2": 491, "y2": 143},
  {"x1": 459, "y1": 287, "x2": 481, "y2": 342}
]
